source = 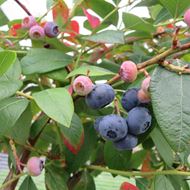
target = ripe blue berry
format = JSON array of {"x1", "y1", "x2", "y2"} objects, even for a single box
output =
[
  {"x1": 22, "y1": 16, "x2": 36, "y2": 29},
  {"x1": 44, "y1": 22, "x2": 59, "y2": 38},
  {"x1": 127, "y1": 107, "x2": 152, "y2": 135},
  {"x1": 121, "y1": 88, "x2": 140, "y2": 112},
  {"x1": 85, "y1": 84, "x2": 115, "y2": 109},
  {"x1": 29, "y1": 25, "x2": 45, "y2": 39},
  {"x1": 113, "y1": 134, "x2": 138, "y2": 150},
  {"x1": 98, "y1": 114, "x2": 128, "y2": 142},
  {"x1": 94, "y1": 116, "x2": 103, "y2": 132}
]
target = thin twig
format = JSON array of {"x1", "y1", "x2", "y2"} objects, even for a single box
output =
[{"x1": 14, "y1": 0, "x2": 32, "y2": 16}]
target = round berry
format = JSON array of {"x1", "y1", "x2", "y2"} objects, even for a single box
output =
[
  {"x1": 141, "y1": 76, "x2": 151, "y2": 93},
  {"x1": 85, "y1": 84, "x2": 115, "y2": 109},
  {"x1": 120, "y1": 182, "x2": 139, "y2": 190},
  {"x1": 44, "y1": 21, "x2": 59, "y2": 38},
  {"x1": 119, "y1": 61, "x2": 138, "y2": 83},
  {"x1": 98, "y1": 114, "x2": 128, "y2": 142},
  {"x1": 94, "y1": 116, "x2": 103, "y2": 132},
  {"x1": 114, "y1": 134, "x2": 138, "y2": 151},
  {"x1": 73, "y1": 76, "x2": 94, "y2": 96},
  {"x1": 137, "y1": 89, "x2": 151, "y2": 103},
  {"x1": 26, "y1": 157, "x2": 44, "y2": 176},
  {"x1": 22, "y1": 16, "x2": 36, "y2": 29},
  {"x1": 127, "y1": 107, "x2": 152, "y2": 135},
  {"x1": 121, "y1": 88, "x2": 140, "y2": 112},
  {"x1": 184, "y1": 9, "x2": 190, "y2": 27},
  {"x1": 29, "y1": 25, "x2": 45, "y2": 39}
]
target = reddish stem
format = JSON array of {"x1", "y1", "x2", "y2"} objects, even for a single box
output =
[{"x1": 14, "y1": 0, "x2": 32, "y2": 16}]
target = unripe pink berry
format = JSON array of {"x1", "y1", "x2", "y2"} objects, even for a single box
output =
[
  {"x1": 73, "y1": 76, "x2": 94, "y2": 96},
  {"x1": 141, "y1": 76, "x2": 151, "y2": 93},
  {"x1": 22, "y1": 16, "x2": 36, "y2": 29},
  {"x1": 184, "y1": 9, "x2": 190, "y2": 27},
  {"x1": 26, "y1": 157, "x2": 43, "y2": 176},
  {"x1": 137, "y1": 89, "x2": 151, "y2": 103},
  {"x1": 119, "y1": 61, "x2": 138, "y2": 83},
  {"x1": 29, "y1": 25, "x2": 45, "y2": 39}
]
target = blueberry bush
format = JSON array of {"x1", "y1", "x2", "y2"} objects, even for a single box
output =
[{"x1": 1, "y1": 0, "x2": 190, "y2": 189}]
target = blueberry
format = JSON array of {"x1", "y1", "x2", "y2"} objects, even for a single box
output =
[
  {"x1": 119, "y1": 61, "x2": 138, "y2": 83},
  {"x1": 85, "y1": 84, "x2": 115, "y2": 109},
  {"x1": 98, "y1": 114, "x2": 128, "y2": 142},
  {"x1": 44, "y1": 22, "x2": 59, "y2": 38},
  {"x1": 113, "y1": 134, "x2": 138, "y2": 150},
  {"x1": 22, "y1": 16, "x2": 36, "y2": 29},
  {"x1": 73, "y1": 76, "x2": 94, "y2": 96},
  {"x1": 121, "y1": 88, "x2": 140, "y2": 112},
  {"x1": 127, "y1": 107, "x2": 152, "y2": 135},
  {"x1": 27, "y1": 157, "x2": 44, "y2": 176},
  {"x1": 94, "y1": 116, "x2": 103, "y2": 132},
  {"x1": 29, "y1": 25, "x2": 45, "y2": 39}
]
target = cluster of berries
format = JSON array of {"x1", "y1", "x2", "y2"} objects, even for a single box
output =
[
  {"x1": 21, "y1": 16, "x2": 59, "y2": 39},
  {"x1": 73, "y1": 61, "x2": 152, "y2": 151}
]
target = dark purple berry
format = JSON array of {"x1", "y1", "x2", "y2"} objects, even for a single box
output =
[
  {"x1": 121, "y1": 88, "x2": 140, "y2": 112},
  {"x1": 114, "y1": 134, "x2": 138, "y2": 150},
  {"x1": 98, "y1": 114, "x2": 128, "y2": 142},
  {"x1": 85, "y1": 84, "x2": 115, "y2": 109},
  {"x1": 127, "y1": 107, "x2": 152, "y2": 135},
  {"x1": 44, "y1": 22, "x2": 59, "y2": 38}
]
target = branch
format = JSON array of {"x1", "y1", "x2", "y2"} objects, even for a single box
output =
[
  {"x1": 86, "y1": 165, "x2": 190, "y2": 177},
  {"x1": 137, "y1": 42, "x2": 190, "y2": 70},
  {"x1": 16, "y1": 91, "x2": 34, "y2": 100},
  {"x1": 14, "y1": 0, "x2": 32, "y2": 16},
  {"x1": 0, "y1": 173, "x2": 27, "y2": 190}
]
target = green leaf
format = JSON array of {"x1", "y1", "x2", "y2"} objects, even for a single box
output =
[
  {"x1": 21, "y1": 48, "x2": 73, "y2": 75},
  {"x1": 83, "y1": 30, "x2": 124, "y2": 44},
  {"x1": 159, "y1": 0, "x2": 190, "y2": 18},
  {"x1": 153, "y1": 175, "x2": 175, "y2": 190},
  {"x1": 154, "y1": 8, "x2": 172, "y2": 24},
  {"x1": 45, "y1": 69, "x2": 68, "y2": 82},
  {"x1": 150, "y1": 65, "x2": 190, "y2": 152},
  {"x1": 18, "y1": 176, "x2": 38, "y2": 190},
  {"x1": 0, "y1": 51, "x2": 16, "y2": 76},
  {"x1": 33, "y1": 88, "x2": 74, "y2": 128},
  {"x1": 84, "y1": 0, "x2": 118, "y2": 26},
  {"x1": 45, "y1": 164, "x2": 68, "y2": 190},
  {"x1": 6, "y1": 105, "x2": 32, "y2": 144},
  {"x1": 150, "y1": 127, "x2": 174, "y2": 166},
  {"x1": 123, "y1": 13, "x2": 155, "y2": 33},
  {"x1": 73, "y1": 171, "x2": 96, "y2": 190},
  {"x1": 59, "y1": 114, "x2": 84, "y2": 154},
  {"x1": 65, "y1": 124, "x2": 98, "y2": 173},
  {"x1": 0, "y1": 97, "x2": 29, "y2": 135},
  {"x1": 104, "y1": 141, "x2": 131, "y2": 170},
  {"x1": 0, "y1": 0, "x2": 6, "y2": 5},
  {"x1": 0, "y1": 59, "x2": 21, "y2": 81},
  {"x1": 0, "y1": 8, "x2": 8, "y2": 26},
  {"x1": 0, "y1": 80, "x2": 22, "y2": 101},
  {"x1": 67, "y1": 65, "x2": 115, "y2": 78}
]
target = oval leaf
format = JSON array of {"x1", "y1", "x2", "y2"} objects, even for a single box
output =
[
  {"x1": 0, "y1": 51, "x2": 16, "y2": 76},
  {"x1": 59, "y1": 114, "x2": 84, "y2": 154},
  {"x1": 0, "y1": 80, "x2": 22, "y2": 101},
  {"x1": 123, "y1": 13, "x2": 155, "y2": 33},
  {"x1": 150, "y1": 66, "x2": 190, "y2": 152},
  {"x1": 33, "y1": 88, "x2": 74, "y2": 128},
  {"x1": 0, "y1": 97, "x2": 29, "y2": 135},
  {"x1": 67, "y1": 65, "x2": 115, "y2": 78},
  {"x1": 21, "y1": 48, "x2": 73, "y2": 74},
  {"x1": 83, "y1": 30, "x2": 125, "y2": 44},
  {"x1": 18, "y1": 176, "x2": 38, "y2": 190}
]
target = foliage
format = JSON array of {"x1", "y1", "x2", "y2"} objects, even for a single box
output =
[{"x1": 0, "y1": 0, "x2": 190, "y2": 189}]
